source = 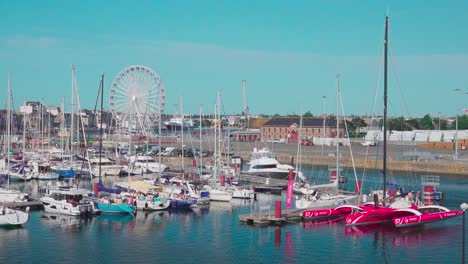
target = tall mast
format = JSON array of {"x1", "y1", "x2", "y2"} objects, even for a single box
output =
[
  {"x1": 199, "y1": 105, "x2": 203, "y2": 178},
  {"x1": 336, "y1": 74, "x2": 340, "y2": 184},
  {"x1": 180, "y1": 96, "x2": 184, "y2": 173},
  {"x1": 22, "y1": 99, "x2": 26, "y2": 160},
  {"x1": 242, "y1": 80, "x2": 249, "y2": 129},
  {"x1": 70, "y1": 65, "x2": 75, "y2": 163},
  {"x1": 158, "y1": 83, "x2": 162, "y2": 182},
  {"x1": 383, "y1": 16, "x2": 389, "y2": 205},
  {"x1": 99, "y1": 74, "x2": 104, "y2": 179},
  {"x1": 7, "y1": 73, "x2": 11, "y2": 190}
]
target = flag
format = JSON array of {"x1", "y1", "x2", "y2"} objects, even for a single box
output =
[{"x1": 286, "y1": 170, "x2": 294, "y2": 209}]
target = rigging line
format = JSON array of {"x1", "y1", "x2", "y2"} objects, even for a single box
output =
[
  {"x1": 338, "y1": 85, "x2": 359, "y2": 195},
  {"x1": 389, "y1": 44, "x2": 410, "y2": 118}
]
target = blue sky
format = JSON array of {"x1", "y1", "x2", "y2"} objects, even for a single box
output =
[{"x1": 1, "y1": 0, "x2": 467, "y2": 117}]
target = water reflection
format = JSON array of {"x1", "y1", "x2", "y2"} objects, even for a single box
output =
[
  {"x1": 40, "y1": 212, "x2": 95, "y2": 232},
  {"x1": 344, "y1": 222, "x2": 464, "y2": 263},
  {"x1": 0, "y1": 225, "x2": 28, "y2": 246}
]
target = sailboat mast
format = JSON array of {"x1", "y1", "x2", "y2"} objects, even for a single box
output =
[
  {"x1": 7, "y1": 73, "x2": 11, "y2": 190},
  {"x1": 199, "y1": 105, "x2": 203, "y2": 178},
  {"x1": 99, "y1": 74, "x2": 104, "y2": 179},
  {"x1": 158, "y1": 83, "x2": 162, "y2": 182},
  {"x1": 22, "y1": 100, "x2": 26, "y2": 160},
  {"x1": 383, "y1": 16, "x2": 389, "y2": 205},
  {"x1": 180, "y1": 96, "x2": 184, "y2": 173},
  {"x1": 336, "y1": 74, "x2": 340, "y2": 182},
  {"x1": 70, "y1": 65, "x2": 75, "y2": 164}
]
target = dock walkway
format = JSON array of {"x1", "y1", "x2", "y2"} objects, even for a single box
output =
[
  {"x1": 4, "y1": 200, "x2": 43, "y2": 210},
  {"x1": 239, "y1": 208, "x2": 304, "y2": 226}
]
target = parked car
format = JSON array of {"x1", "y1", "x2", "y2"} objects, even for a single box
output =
[
  {"x1": 361, "y1": 141, "x2": 376, "y2": 146},
  {"x1": 183, "y1": 149, "x2": 195, "y2": 157},
  {"x1": 194, "y1": 149, "x2": 210, "y2": 157}
]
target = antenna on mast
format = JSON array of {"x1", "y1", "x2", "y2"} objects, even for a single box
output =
[{"x1": 242, "y1": 80, "x2": 249, "y2": 129}]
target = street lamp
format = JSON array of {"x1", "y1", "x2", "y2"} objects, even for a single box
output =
[
  {"x1": 461, "y1": 203, "x2": 467, "y2": 264},
  {"x1": 438, "y1": 112, "x2": 441, "y2": 130},
  {"x1": 452, "y1": 88, "x2": 466, "y2": 160}
]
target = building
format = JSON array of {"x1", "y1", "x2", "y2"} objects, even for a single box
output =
[
  {"x1": 260, "y1": 117, "x2": 344, "y2": 143},
  {"x1": 231, "y1": 129, "x2": 260, "y2": 142}
]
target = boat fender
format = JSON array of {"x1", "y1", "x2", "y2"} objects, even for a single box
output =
[
  {"x1": 133, "y1": 201, "x2": 137, "y2": 207},
  {"x1": 145, "y1": 202, "x2": 148, "y2": 209}
]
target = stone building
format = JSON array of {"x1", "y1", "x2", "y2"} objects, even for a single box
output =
[{"x1": 260, "y1": 117, "x2": 344, "y2": 143}]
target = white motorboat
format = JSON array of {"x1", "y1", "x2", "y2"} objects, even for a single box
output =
[
  {"x1": 123, "y1": 155, "x2": 167, "y2": 175},
  {"x1": 245, "y1": 147, "x2": 306, "y2": 181},
  {"x1": 88, "y1": 157, "x2": 123, "y2": 177},
  {"x1": 40, "y1": 188, "x2": 99, "y2": 216},
  {"x1": 231, "y1": 186, "x2": 256, "y2": 199},
  {"x1": 164, "y1": 117, "x2": 195, "y2": 130},
  {"x1": 32, "y1": 162, "x2": 59, "y2": 180},
  {"x1": 0, "y1": 206, "x2": 29, "y2": 226}
]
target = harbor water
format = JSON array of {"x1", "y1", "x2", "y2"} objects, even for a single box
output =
[{"x1": 1, "y1": 166, "x2": 467, "y2": 264}]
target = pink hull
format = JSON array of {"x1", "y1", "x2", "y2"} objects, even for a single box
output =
[
  {"x1": 302, "y1": 208, "x2": 351, "y2": 220},
  {"x1": 392, "y1": 210, "x2": 464, "y2": 227},
  {"x1": 302, "y1": 204, "x2": 377, "y2": 221},
  {"x1": 345, "y1": 207, "x2": 416, "y2": 226}
]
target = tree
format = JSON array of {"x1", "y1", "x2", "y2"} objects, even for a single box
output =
[
  {"x1": 405, "y1": 118, "x2": 421, "y2": 130},
  {"x1": 345, "y1": 120, "x2": 356, "y2": 134},
  {"x1": 420, "y1": 114, "x2": 434, "y2": 130},
  {"x1": 450, "y1": 114, "x2": 468, "y2": 130},
  {"x1": 439, "y1": 119, "x2": 448, "y2": 130},
  {"x1": 350, "y1": 117, "x2": 367, "y2": 133},
  {"x1": 303, "y1": 111, "x2": 314, "y2": 117}
]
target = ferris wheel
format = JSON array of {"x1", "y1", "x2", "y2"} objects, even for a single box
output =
[{"x1": 109, "y1": 65, "x2": 165, "y2": 134}]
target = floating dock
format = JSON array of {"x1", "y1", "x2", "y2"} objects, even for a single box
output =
[
  {"x1": 4, "y1": 199, "x2": 43, "y2": 210},
  {"x1": 239, "y1": 208, "x2": 303, "y2": 226}
]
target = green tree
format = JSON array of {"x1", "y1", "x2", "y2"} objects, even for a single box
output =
[
  {"x1": 345, "y1": 120, "x2": 356, "y2": 134},
  {"x1": 387, "y1": 117, "x2": 412, "y2": 131},
  {"x1": 350, "y1": 117, "x2": 367, "y2": 133},
  {"x1": 450, "y1": 115, "x2": 468, "y2": 130},
  {"x1": 405, "y1": 118, "x2": 421, "y2": 130},
  {"x1": 303, "y1": 111, "x2": 314, "y2": 117},
  {"x1": 420, "y1": 114, "x2": 434, "y2": 130},
  {"x1": 439, "y1": 119, "x2": 448, "y2": 130}
]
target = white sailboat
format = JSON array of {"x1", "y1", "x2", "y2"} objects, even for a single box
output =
[
  {"x1": 206, "y1": 90, "x2": 233, "y2": 202},
  {"x1": 0, "y1": 74, "x2": 30, "y2": 204},
  {"x1": 0, "y1": 74, "x2": 30, "y2": 226},
  {"x1": 295, "y1": 75, "x2": 358, "y2": 209}
]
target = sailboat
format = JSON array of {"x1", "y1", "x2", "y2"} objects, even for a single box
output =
[
  {"x1": 295, "y1": 78, "x2": 358, "y2": 210},
  {"x1": 343, "y1": 16, "x2": 465, "y2": 227},
  {"x1": 302, "y1": 16, "x2": 464, "y2": 227},
  {"x1": 0, "y1": 74, "x2": 30, "y2": 226},
  {"x1": 91, "y1": 74, "x2": 135, "y2": 215},
  {"x1": 0, "y1": 74, "x2": 30, "y2": 204}
]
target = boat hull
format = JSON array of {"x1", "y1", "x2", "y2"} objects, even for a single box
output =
[
  {"x1": 345, "y1": 207, "x2": 416, "y2": 226},
  {"x1": 392, "y1": 210, "x2": 464, "y2": 228},
  {"x1": 135, "y1": 198, "x2": 170, "y2": 211},
  {"x1": 0, "y1": 208, "x2": 29, "y2": 226},
  {"x1": 94, "y1": 202, "x2": 135, "y2": 214}
]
